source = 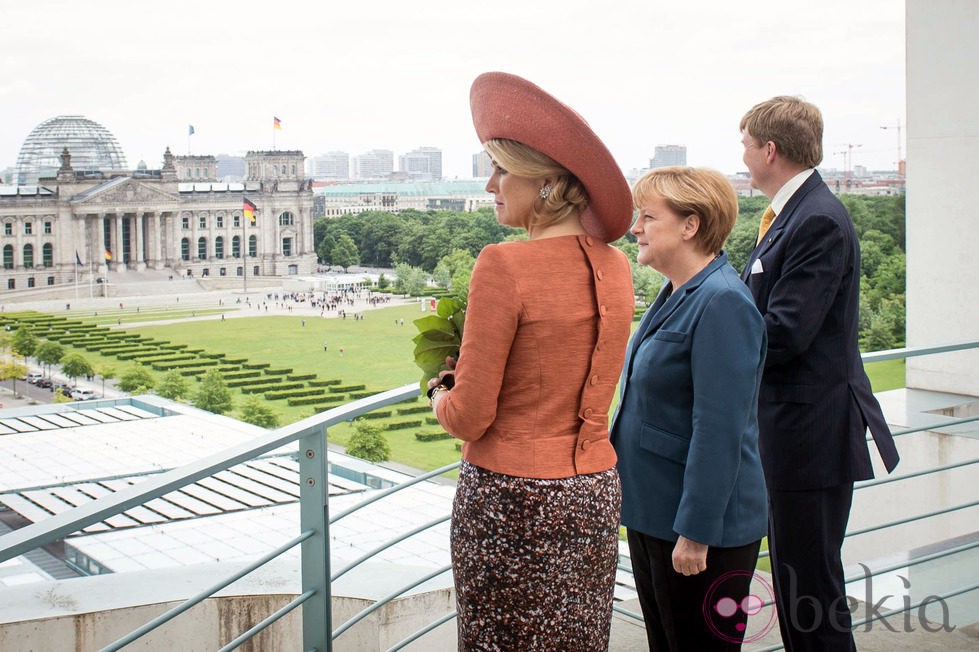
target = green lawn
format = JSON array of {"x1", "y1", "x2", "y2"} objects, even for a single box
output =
[
  {"x1": 864, "y1": 358, "x2": 906, "y2": 392},
  {"x1": 129, "y1": 303, "x2": 467, "y2": 470}
]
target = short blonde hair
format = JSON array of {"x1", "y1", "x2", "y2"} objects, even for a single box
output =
[
  {"x1": 484, "y1": 139, "x2": 588, "y2": 230},
  {"x1": 632, "y1": 167, "x2": 738, "y2": 255},
  {"x1": 740, "y1": 96, "x2": 823, "y2": 168}
]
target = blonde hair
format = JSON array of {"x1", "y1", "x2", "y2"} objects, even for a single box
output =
[
  {"x1": 484, "y1": 139, "x2": 588, "y2": 230},
  {"x1": 632, "y1": 166, "x2": 738, "y2": 255},
  {"x1": 739, "y1": 96, "x2": 823, "y2": 168}
]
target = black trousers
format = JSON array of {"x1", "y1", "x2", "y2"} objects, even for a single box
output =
[
  {"x1": 768, "y1": 483, "x2": 857, "y2": 652},
  {"x1": 627, "y1": 529, "x2": 762, "y2": 651}
]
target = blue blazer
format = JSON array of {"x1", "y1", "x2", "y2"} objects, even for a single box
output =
[
  {"x1": 741, "y1": 171, "x2": 899, "y2": 490},
  {"x1": 611, "y1": 254, "x2": 768, "y2": 547}
]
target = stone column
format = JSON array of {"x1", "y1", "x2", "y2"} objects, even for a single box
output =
[
  {"x1": 112, "y1": 213, "x2": 124, "y2": 270},
  {"x1": 134, "y1": 212, "x2": 146, "y2": 271},
  {"x1": 150, "y1": 212, "x2": 163, "y2": 269}
]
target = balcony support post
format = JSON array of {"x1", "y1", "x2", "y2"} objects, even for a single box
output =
[{"x1": 299, "y1": 425, "x2": 332, "y2": 652}]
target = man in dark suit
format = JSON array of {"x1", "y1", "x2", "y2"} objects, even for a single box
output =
[{"x1": 738, "y1": 96, "x2": 900, "y2": 651}]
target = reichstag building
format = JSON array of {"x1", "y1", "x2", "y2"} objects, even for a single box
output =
[{"x1": 1, "y1": 115, "x2": 315, "y2": 291}]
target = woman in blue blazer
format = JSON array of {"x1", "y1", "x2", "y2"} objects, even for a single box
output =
[{"x1": 611, "y1": 167, "x2": 768, "y2": 651}]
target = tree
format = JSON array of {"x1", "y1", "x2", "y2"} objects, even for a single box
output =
[
  {"x1": 118, "y1": 364, "x2": 156, "y2": 393},
  {"x1": 316, "y1": 232, "x2": 337, "y2": 265},
  {"x1": 450, "y1": 268, "x2": 473, "y2": 301},
  {"x1": 358, "y1": 212, "x2": 410, "y2": 266},
  {"x1": 0, "y1": 359, "x2": 28, "y2": 398},
  {"x1": 97, "y1": 365, "x2": 116, "y2": 397},
  {"x1": 434, "y1": 249, "x2": 476, "y2": 300},
  {"x1": 194, "y1": 369, "x2": 233, "y2": 414},
  {"x1": 432, "y1": 261, "x2": 452, "y2": 288},
  {"x1": 11, "y1": 327, "x2": 38, "y2": 361},
  {"x1": 240, "y1": 395, "x2": 279, "y2": 428},
  {"x1": 155, "y1": 369, "x2": 189, "y2": 400},
  {"x1": 346, "y1": 419, "x2": 390, "y2": 462},
  {"x1": 331, "y1": 234, "x2": 360, "y2": 271},
  {"x1": 60, "y1": 353, "x2": 94, "y2": 385},
  {"x1": 394, "y1": 263, "x2": 429, "y2": 296},
  {"x1": 35, "y1": 341, "x2": 65, "y2": 378},
  {"x1": 376, "y1": 273, "x2": 390, "y2": 290}
]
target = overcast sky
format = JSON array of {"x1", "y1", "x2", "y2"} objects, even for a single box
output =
[{"x1": 1, "y1": 0, "x2": 906, "y2": 179}]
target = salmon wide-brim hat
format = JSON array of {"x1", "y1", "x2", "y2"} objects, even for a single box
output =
[{"x1": 470, "y1": 72, "x2": 632, "y2": 242}]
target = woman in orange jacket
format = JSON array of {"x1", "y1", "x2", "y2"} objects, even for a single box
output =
[{"x1": 428, "y1": 72, "x2": 635, "y2": 651}]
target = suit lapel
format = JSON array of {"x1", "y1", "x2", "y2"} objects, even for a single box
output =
[{"x1": 741, "y1": 172, "x2": 826, "y2": 280}]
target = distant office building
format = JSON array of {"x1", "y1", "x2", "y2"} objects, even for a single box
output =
[
  {"x1": 472, "y1": 151, "x2": 492, "y2": 177},
  {"x1": 352, "y1": 150, "x2": 393, "y2": 180},
  {"x1": 315, "y1": 180, "x2": 493, "y2": 217},
  {"x1": 215, "y1": 155, "x2": 246, "y2": 182},
  {"x1": 650, "y1": 145, "x2": 687, "y2": 168},
  {"x1": 309, "y1": 151, "x2": 350, "y2": 180},
  {"x1": 398, "y1": 147, "x2": 442, "y2": 181}
]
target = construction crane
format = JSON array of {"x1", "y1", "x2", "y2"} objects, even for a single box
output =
[
  {"x1": 880, "y1": 119, "x2": 903, "y2": 175},
  {"x1": 834, "y1": 143, "x2": 863, "y2": 180}
]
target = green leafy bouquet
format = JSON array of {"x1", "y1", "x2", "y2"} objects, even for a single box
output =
[{"x1": 412, "y1": 297, "x2": 466, "y2": 392}]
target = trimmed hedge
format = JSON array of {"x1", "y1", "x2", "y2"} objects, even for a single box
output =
[
  {"x1": 227, "y1": 377, "x2": 283, "y2": 389},
  {"x1": 415, "y1": 432, "x2": 453, "y2": 442},
  {"x1": 386, "y1": 420, "x2": 423, "y2": 430},
  {"x1": 397, "y1": 405, "x2": 430, "y2": 416},
  {"x1": 152, "y1": 358, "x2": 219, "y2": 371},
  {"x1": 222, "y1": 370, "x2": 263, "y2": 381},
  {"x1": 242, "y1": 381, "x2": 304, "y2": 395},
  {"x1": 287, "y1": 373, "x2": 317, "y2": 382},
  {"x1": 288, "y1": 395, "x2": 345, "y2": 407},
  {"x1": 243, "y1": 362, "x2": 271, "y2": 370},
  {"x1": 309, "y1": 378, "x2": 342, "y2": 387},
  {"x1": 360, "y1": 410, "x2": 393, "y2": 420},
  {"x1": 264, "y1": 388, "x2": 324, "y2": 401},
  {"x1": 263, "y1": 368, "x2": 293, "y2": 376},
  {"x1": 328, "y1": 384, "x2": 366, "y2": 393}
]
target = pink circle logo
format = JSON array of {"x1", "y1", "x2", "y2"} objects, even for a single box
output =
[{"x1": 702, "y1": 571, "x2": 777, "y2": 643}]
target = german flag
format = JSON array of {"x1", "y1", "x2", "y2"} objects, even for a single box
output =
[
  {"x1": 243, "y1": 197, "x2": 257, "y2": 224},
  {"x1": 104, "y1": 249, "x2": 112, "y2": 264},
  {"x1": 273, "y1": 116, "x2": 282, "y2": 130}
]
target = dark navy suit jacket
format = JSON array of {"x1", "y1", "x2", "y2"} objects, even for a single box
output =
[
  {"x1": 741, "y1": 171, "x2": 899, "y2": 490},
  {"x1": 611, "y1": 254, "x2": 768, "y2": 547}
]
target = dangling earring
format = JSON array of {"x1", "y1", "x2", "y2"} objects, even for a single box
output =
[{"x1": 539, "y1": 185, "x2": 552, "y2": 200}]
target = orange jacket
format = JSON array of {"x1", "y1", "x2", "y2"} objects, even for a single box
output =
[{"x1": 435, "y1": 235, "x2": 634, "y2": 479}]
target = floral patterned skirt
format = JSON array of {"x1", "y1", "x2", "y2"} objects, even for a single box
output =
[{"x1": 451, "y1": 460, "x2": 621, "y2": 651}]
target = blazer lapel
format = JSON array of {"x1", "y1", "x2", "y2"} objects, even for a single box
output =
[{"x1": 741, "y1": 172, "x2": 826, "y2": 280}]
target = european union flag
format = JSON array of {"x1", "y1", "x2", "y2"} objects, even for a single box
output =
[{"x1": 188, "y1": 125, "x2": 195, "y2": 136}]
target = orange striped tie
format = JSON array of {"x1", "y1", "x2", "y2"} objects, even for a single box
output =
[{"x1": 756, "y1": 205, "x2": 776, "y2": 245}]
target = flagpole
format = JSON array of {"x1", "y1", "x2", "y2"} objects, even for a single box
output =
[{"x1": 243, "y1": 211, "x2": 248, "y2": 295}]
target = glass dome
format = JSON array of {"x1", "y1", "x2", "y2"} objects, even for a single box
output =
[{"x1": 14, "y1": 115, "x2": 128, "y2": 184}]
